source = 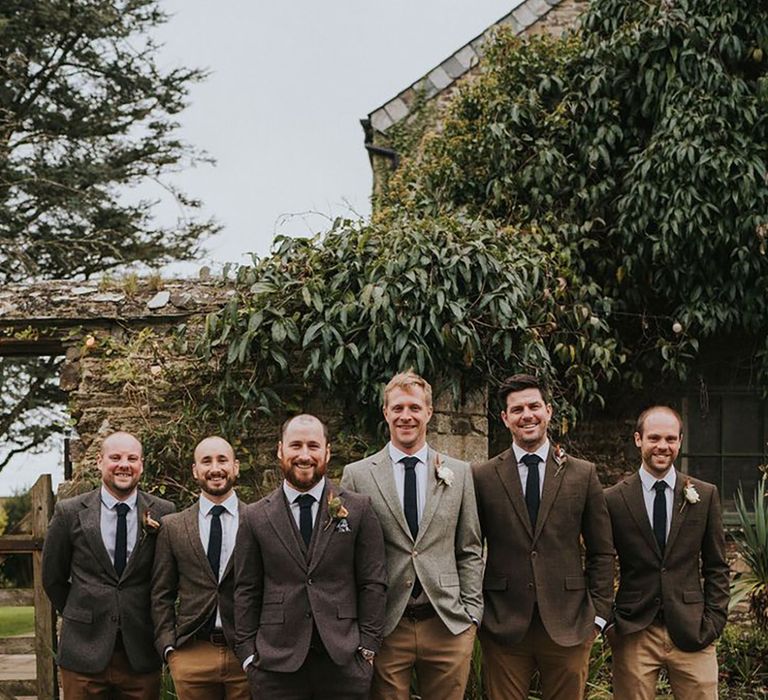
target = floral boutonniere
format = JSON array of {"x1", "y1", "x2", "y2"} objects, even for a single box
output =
[
  {"x1": 680, "y1": 478, "x2": 700, "y2": 513},
  {"x1": 324, "y1": 493, "x2": 350, "y2": 533},
  {"x1": 141, "y1": 510, "x2": 161, "y2": 537},
  {"x1": 553, "y1": 444, "x2": 568, "y2": 477},
  {"x1": 435, "y1": 453, "x2": 455, "y2": 487}
]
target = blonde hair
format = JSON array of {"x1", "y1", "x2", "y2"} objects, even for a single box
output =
[{"x1": 383, "y1": 370, "x2": 433, "y2": 408}]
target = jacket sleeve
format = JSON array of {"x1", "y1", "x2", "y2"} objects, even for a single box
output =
[
  {"x1": 701, "y1": 485, "x2": 730, "y2": 636},
  {"x1": 455, "y1": 462, "x2": 484, "y2": 622},
  {"x1": 582, "y1": 465, "x2": 615, "y2": 622},
  {"x1": 354, "y1": 496, "x2": 388, "y2": 653},
  {"x1": 233, "y1": 507, "x2": 264, "y2": 665},
  {"x1": 150, "y1": 523, "x2": 179, "y2": 658},
  {"x1": 41, "y1": 499, "x2": 74, "y2": 614}
]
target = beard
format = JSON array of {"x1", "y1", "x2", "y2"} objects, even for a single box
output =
[{"x1": 197, "y1": 472, "x2": 236, "y2": 497}]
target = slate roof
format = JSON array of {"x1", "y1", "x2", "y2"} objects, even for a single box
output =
[{"x1": 367, "y1": 0, "x2": 564, "y2": 134}]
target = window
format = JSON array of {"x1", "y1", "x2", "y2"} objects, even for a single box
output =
[{"x1": 681, "y1": 389, "x2": 767, "y2": 514}]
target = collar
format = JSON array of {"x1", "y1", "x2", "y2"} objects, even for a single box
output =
[
  {"x1": 388, "y1": 442, "x2": 430, "y2": 466},
  {"x1": 639, "y1": 464, "x2": 677, "y2": 492},
  {"x1": 283, "y1": 477, "x2": 326, "y2": 505},
  {"x1": 199, "y1": 490, "x2": 238, "y2": 516},
  {"x1": 512, "y1": 439, "x2": 550, "y2": 466},
  {"x1": 100, "y1": 485, "x2": 138, "y2": 510}
]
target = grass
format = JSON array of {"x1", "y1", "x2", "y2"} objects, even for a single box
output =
[{"x1": 0, "y1": 606, "x2": 34, "y2": 637}]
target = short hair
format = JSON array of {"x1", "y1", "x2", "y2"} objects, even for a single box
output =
[
  {"x1": 635, "y1": 406, "x2": 683, "y2": 437},
  {"x1": 498, "y1": 374, "x2": 550, "y2": 407},
  {"x1": 383, "y1": 370, "x2": 433, "y2": 408},
  {"x1": 281, "y1": 414, "x2": 329, "y2": 442}
]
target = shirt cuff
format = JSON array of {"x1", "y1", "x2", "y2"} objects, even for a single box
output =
[
  {"x1": 594, "y1": 616, "x2": 607, "y2": 631},
  {"x1": 242, "y1": 654, "x2": 255, "y2": 671}
]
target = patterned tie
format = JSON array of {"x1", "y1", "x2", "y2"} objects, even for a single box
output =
[
  {"x1": 207, "y1": 505, "x2": 226, "y2": 578},
  {"x1": 653, "y1": 481, "x2": 667, "y2": 554},
  {"x1": 114, "y1": 503, "x2": 129, "y2": 577},
  {"x1": 522, "y1": 454, "x2": 541, "y2": 527},
  {"x1": 296, "y1": 494, "x2": 315, "y2": 548}
]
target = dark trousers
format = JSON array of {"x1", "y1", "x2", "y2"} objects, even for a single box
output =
[{"x1": 249, "y1": 648, "x2": 373, "y2": 700}]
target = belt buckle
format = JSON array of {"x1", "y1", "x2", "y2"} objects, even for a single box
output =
[{"x1": 209, "y1": 630, "x2": 227, "y2": 646}]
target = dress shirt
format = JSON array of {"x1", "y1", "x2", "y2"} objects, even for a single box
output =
[
  {"x1": 283, "y1": 477, "x2": 326, "y2": 529},
  {"x1": 639, "y1": 464, "x2": 676, "y2": 539},
  {"x1": 512, "y1": 440, "x2": 549, "y2": 498},
  {"x1": 388, "y1": 442, "x2": 429, "y2": 523},
  {"x1": 100, "y1": 486, "x2": 138, "y2": 567},
  {"x1": 200, "y1": 491, "x2": 239, "y2": 631}
]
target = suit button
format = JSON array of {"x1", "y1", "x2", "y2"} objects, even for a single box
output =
[
  {"x1": 405, "y1": 579, "x2": 412, "y2": 587},
  {"x1": 527, "y1": 583, "x2": 534, "y2": 589},
  {"x1": 661, "y1": 568, "x2": 666, "y2": 573},
  {"x1": 654, "y1": 597, "x2": 661, "y2": 604},
  {"x1": 305, "y1": 612, "x2": 312, "y2": 619},
  {"x1": 111, "y1": 615, "x2": 118, "y2": 622},
  {"x1": 531, "y1": 551, "x2": 537, "y2": 558},
  {"x1": 413, "y1": 550, "x2": 418, "y2": 557},
  {"x1": 307, "y1": 578, "x2": 313, "y2": 585}
]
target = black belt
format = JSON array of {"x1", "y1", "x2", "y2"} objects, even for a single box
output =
[
  {"x1": 195, "y1": 629, "x2": 228, "y2": 646},
  {"x1": 402, "y1": 604, "x2": 436, "y2": 622}
]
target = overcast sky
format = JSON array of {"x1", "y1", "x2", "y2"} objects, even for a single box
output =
[{"x1": 1, "y1": 1, "x2": 521, "y2": 496}]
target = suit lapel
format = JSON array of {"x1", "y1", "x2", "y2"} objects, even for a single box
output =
[
  {"x1": 183, "y1": 502, "x2": 217, "y2": 583},
  {"x1": 220, "y1": 498, "x2": 246, "y2": 580},
  {"x1": 265, "y1": 489, "x2": 307, "y2": 571},
  {"x1": 533, "y1": 451, "x2": 566, "y2": 540},
  {"x1": 308, "y1": 485, "x2": 334, "y2": 573},
  {"x1": 665, "y1": 474, "x2": 687, "y2": 554},
  {"x1": 415, "y1": 449, "x2": 444, "y2": 542},
  {"x1": 620, "y1": 473, "x2": 661, "y2": 557},
  {"x1": 123, "y1": 491, "x2": 152, "y2": 578},
  {"x1": 493, "y1": 449, "x2": 533, "y2": 538},
  {"x1": 79, "y1": 489, "x2": 117, "y2": 580},
  {"x1": 369, "y1": 449, "x2": 413, "y2": 541}
]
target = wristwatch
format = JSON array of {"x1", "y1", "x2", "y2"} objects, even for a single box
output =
[{"x1": 358, "y1": 647, "x2": 376, "y2": 663}]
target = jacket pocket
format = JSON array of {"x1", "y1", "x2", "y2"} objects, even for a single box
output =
[
  {"x1": 564, "y1": 576, "x2": 587, "y2": 591},
  {"x1": 439, "y1": 573, "x2": 460, "y2": 587},
  {"x1": 483, "y1": 576, "x2": 507, "y2": 591},
  {"x1": 337, "y1": 605, "x2": 358, "y2": 619},
  {"x1": 259, "y1": 609, "x2": 284, "y2": 624},
  {"x1": 62, "y1": 607, "x2": 92, "y2": 624},
  {"x1": 683, "y1": 590, "x2": 704, "y2": 603},
  {"x1": 616, "y1": 590, "x2": 642, "y2": 603},
  {"x1": 263, "y1": 592, "x2": 284, "y2": 605}
]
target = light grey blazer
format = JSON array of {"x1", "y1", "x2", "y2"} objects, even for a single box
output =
[{"x1": 341, "y1": 446, "x2": 483, "y2": 636}]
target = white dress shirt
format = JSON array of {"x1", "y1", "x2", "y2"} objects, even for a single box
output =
[
  {"x1": 388, "y1": 442, "x2": 429, "y2": 523},
  {"x1": 639, "y1": 464, "x2": 676, "y2": 539},
  {"x1": 512, "y1": 440, "x2": 550, "y2": 498},
  {"x1": 99, "y1": 486, "x2": 138, "y2": 567},
  {"x1": 198, "y1": 491, "x2": 239, "y2": 630},
  {"x1": 283, "y1": 477, "x2": 326, "y2": 529}
]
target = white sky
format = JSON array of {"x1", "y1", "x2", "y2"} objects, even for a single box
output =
[{"x1": 1, "y1": 1, "x2": 521, "y2": 495}]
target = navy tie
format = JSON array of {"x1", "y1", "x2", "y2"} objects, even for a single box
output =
[
  {"x1": 296, "y1": 494, "x2": 315, "y2": 548},
  {"x1": 401, "y1": 456, "x2": 422, "y2": 598},
  {"x1": 114, "y1": 503, "x2": 129, "y2": 577},
  {"x1": 207, "y1": 505, "x2": 226, "y2": 578},
  {"x1": 522, "y1": 454, "x2": 541, "y2": 527},
  {"x1": 653, "y1": 481, "x2": 667, "y2": 554}
]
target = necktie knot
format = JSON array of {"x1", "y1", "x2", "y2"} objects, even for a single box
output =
[
  {"x1": 296, "y1": 494, "x2": 315, "y2": 509},
  {"x1": 115, "y1": 503, "x2": 130, "y2": 516},
  {"x1": 653, "y1": 480, "x2": 668, "y2": 493},
  {"x1": 521, "y1": 454, "x2": 541, "y2": 468},
  {"x1": 210, "y1": 504, "x2": 226, "y2": 518},
  {"x1": 401, "y1": 456, "x2": 419, "y2": 471}
]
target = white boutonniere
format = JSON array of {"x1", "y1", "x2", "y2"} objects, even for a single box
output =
[
  {"x1": 435, "y1": 454, "x2": 455, "y2": 487},
  {"x1": 324, "y1": 493, "x2": 351, "y2": 532},
  {"x1": 553, "y1": 444, "x2": 567, "y2": 477},
  {"x1": 680, "y1": 478, "x2": 700, "y2": 513}
]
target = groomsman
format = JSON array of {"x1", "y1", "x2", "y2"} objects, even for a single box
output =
[
  {"x1": 472, "y1": 374, "x2": 614, "y2": 700},
  {"x1": 605, "y1": 406, "x2": 730, "y2": 699},
  {"x1": 42, "y1": 431, "x2": 175, "y2": 699},
  {"x1": 341, "y1": 371, "x2": 484, "y2": 700},
  {"x1": 234, "y1": 414, "x2": 387, "y2": 699},
  {"x1": 151, "y1": 436, "x2": 249, "y2": 699}
]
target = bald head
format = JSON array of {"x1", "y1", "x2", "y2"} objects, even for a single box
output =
[
  {"x1": 194, "y1": 436, "x2": 235, "y2": 463},
  {"x1": 101, "y1": 431, "x2": 142, "y2": 457}
]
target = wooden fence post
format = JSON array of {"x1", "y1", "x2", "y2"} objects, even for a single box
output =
[{"x1": 31, "y1": 474, "x2": 57, "y2": 699}]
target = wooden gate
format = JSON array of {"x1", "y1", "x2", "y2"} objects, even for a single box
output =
[{"x1": 0, "y1": 475, "x2": 57, "y2": 699}]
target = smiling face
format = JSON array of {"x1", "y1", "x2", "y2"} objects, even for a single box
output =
[
  {"x1": 383, "y1": 385, "x2": 433, "y2": 454},
  {"x1": 501, "y1": 387, "x2": 552, "y2": 452},
  {"x1": 277, "y1": 415, "x2": 330, "y2": 492},
  {"x1": 192, "y1": 436, "x2": 239, "y2": 503},
  {"x1": 99, "y1": 432, "x2": 143, "y2": 500},
  {"x1": 635, "y1": 408, "x2": 682, "y2": 479}
]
